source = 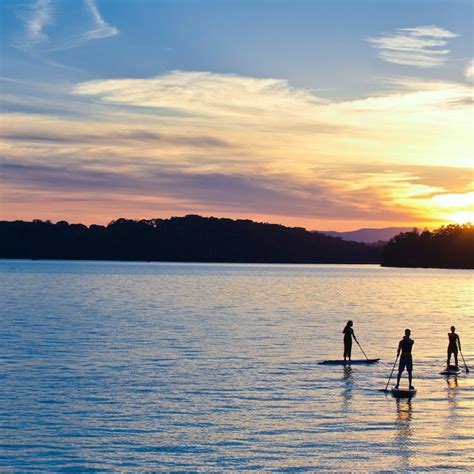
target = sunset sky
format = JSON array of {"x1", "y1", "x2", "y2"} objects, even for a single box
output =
[{"x1": 1, "y1": 0, "x2": 473, "y2": 230}]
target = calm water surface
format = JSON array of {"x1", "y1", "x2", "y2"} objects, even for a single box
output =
[{"x1": 1, "y1": 260, "x2": 473, "y2": 471}]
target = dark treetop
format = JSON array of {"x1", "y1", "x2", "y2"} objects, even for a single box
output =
[
  {"x1": 0, "y1": 215, "x2": 381, "y2": 264},
  {"x1": 382, "y1": 224, "x2": 474, "y2": 269}
]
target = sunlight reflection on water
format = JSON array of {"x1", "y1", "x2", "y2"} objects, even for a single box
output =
[{"x1": 0, "y1": 261, "x2": 473, "y2": 470}]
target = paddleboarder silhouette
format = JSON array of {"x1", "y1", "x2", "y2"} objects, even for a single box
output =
[
  {"x1": 395, "y1": 329, "x2": 414, "y2": 389},
  {"x1": 447, "y1": 326, "x2": 461, "y2": 368},
  {"x1": 342, "y1": 320, "x2": 358, "y2": 361}
]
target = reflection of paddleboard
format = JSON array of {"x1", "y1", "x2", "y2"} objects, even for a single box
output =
[
  {"x1": 391, "y1": 386, "x2": 417, "y2": 398},
  {"x1": 440, "y1": 365, "x2": 462, "y2": 375},
  {"x1": 318, "y1": 359, "x2": 380, "y2": 365}
]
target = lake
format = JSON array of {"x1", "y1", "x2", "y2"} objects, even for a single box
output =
[{"x1": 1, "y1": 260, "x2": 473, "y2": 471}]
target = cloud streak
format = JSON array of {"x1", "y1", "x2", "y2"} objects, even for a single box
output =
[
  {"x1": 368, "y1": 25, "x2": 458, "y2": 68},
  {"x1": 82, "y1": 0, "x2": 119, "y2": 40},
  {"x1": 17, "y1": 0, "x2": 53, "y2": 49},
  {"x1": 74, "y1": 71, "x2": 327, "y2": 121},
  {"x1": 0, "y1": 130, "x2": 231, "y2": 148},
  {"x1": 15, "y1": 0, "x2": 119, "y2": 52},
  {"x1": 0, "y1": 160, "x2": 426, "y2": 222}
]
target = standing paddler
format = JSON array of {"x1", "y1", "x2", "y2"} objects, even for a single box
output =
[
  {"x1": 447, "y1": 326, "x2": 461, "y2": 369},
  {"x1": 342, "y1": 320, "x2": 358, "y2": 362},
  {"x1": 395, "y1": 329, "x2": 414, "y2": 390}
]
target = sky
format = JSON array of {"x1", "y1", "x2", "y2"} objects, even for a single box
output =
[{"x1": 0, "y1": 0, "x2": 473, "y2": 231}]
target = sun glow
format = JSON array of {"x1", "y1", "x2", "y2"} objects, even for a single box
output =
[
  {"x1": 429, "y1": 192, "x2": 474, "y2": 225},
  {"x1": 445, "y1": 211, "x2": 474, "y2": 225},
  {"x1": 432, "y1": 192, "x2": 474, "y2": 208}
]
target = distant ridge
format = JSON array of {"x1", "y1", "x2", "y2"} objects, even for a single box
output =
[{"x1": 318, "y1": 227, "x2": 414, "y2": 244}]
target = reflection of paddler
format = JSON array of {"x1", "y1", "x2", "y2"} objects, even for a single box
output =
[
  {"x1": 342, "y1": 320, "x2": 358, "y2": 361},
  {"x1": 447, "y1": 375, "x2": 458, "y2": 400},
  {"x1": 447, "y1": 326, "x2": 461, "y2": 369},
  {"x1": 446, "y1": 376, "x2": 458, "y2": 411},
  {"x1": 341, "y1": 366, "x2": 353, "y2": 409},
  {"x1": 447, "y1": 376, "x2": 458, "y2": 390},
  {"x1": 396, "y1": 398, "x2": 413, "y2": 427},
  {"x1": 393, "y1": 397, "x2": 413, "y2": 472},
  {"x1": 395, "y1": 329, "x2": 414, "y2": 390}
]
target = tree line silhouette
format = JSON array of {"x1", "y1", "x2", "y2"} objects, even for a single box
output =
[
  {"x1": 0, "y1": 215, "x2": 381, "y2": 263},
  {"x1": 382, "y1": 224, "x2": 473, "y2": 269},
  {"x1": 1, "y1": 217, "x2": 471, "y2": 268}
]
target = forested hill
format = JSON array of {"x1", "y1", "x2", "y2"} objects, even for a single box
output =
[
  {"x1": 382, "y1": 224, "x2": 474, "y2": 269},
  {"x1": 0, "y1": 216, "x2": 381, "y2": 263}
]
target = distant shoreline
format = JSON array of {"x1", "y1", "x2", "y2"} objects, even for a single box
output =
[
  {"x1": 1, "y1": 217, "x2": 472, "y2": 269},
  {"x1": 0, "y1": 257, "x2": 381, "y2": 265},
  {"x1": 0, "y1": 216, "x2": 382, "y2": 265},
  {"x1": 1, "y1": 259, "x2": 472, "y2": 271}
]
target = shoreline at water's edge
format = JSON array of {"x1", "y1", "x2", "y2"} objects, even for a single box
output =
[
  {"x1": 2, "y1": 218, "x2": 472, "y2": 269},
  {"x1": 0, "y1": 257, "x2": 381, "y2": 265},
  {"x1": 381, "y1": 263, "x2": 473, "y2": 270},
  {"x1": 2, "y1": 258, "x2": 473, "y2": 269}
]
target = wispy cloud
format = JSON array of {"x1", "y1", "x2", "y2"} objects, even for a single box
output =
[
  {"x1": 17, "y1": 0, "x2": 53, "y2": 49},
  {"x1": 0, "y1": 160, "x2": 436, "y2": 223},
  {"x1": 82, "y1": 0, "x2": 119, "y2": 40},
  {"x1": 74, "y1": 71, "x2": 326, "y2": 119},
  {"x1": 368, "y1": 26, "x2": 458, "y2": 68},
  {"x1": 0, "y1": 129, "x2": 231, "y2": 149},
  {"x1": 15, "y1": 0, "x2": 119, "y2": 52}
]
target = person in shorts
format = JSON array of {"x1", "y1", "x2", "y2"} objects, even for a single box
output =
[
  {"x1": 447, "y1": 326, "x2": 461, "y2": 369},
  {"x1": 395, "y1": 329, "x2": 414, "y2": 389}
]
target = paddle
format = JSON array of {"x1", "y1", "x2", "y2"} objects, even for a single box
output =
[
  {"x1": 356, "y1": 339, "x2": 369, "y2": 361},
  {"x1": 383, "y1": 354, "x2": 399, "y2": 392},
  {"x1": 460, "y1": 349, "x2": 470, "y2": 373}
]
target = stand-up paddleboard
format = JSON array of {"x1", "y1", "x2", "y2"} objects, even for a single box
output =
[
  {"x1": 440, "y1": 365, "x2": 462, "y2": 375},
  {"x1": 319, "y1": 359, "x2": 380, "y2": 365},
  {"x1": 391, "y1": 386, "x2": 417, "y2": 398}
]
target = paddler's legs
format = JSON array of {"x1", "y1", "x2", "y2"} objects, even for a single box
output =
[
  {"x1": 395, "y1": 370, "x2": 401, "y2": 389},
  {"x1": 343, "y1": 341, "x2": 352, "y2": 361},
  {"x1": 395, "y1": 362, "x2": 403, "y2": 388},
  {"x1": 396, "y1": 356, "x2": 406, "y2": 388},
  {"x1": 447, "y1": 348, "x2": 458, "y2": 368},
  {"x1": 407, "y1": 357, "x2": 414, "y2": 389}
]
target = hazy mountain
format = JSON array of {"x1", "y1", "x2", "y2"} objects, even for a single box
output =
[{"x1": 318, "y1": 227, "x2": 414, "y2": 244}]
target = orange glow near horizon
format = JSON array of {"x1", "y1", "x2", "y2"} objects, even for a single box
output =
[{"x1": 0, "y1": 200, "x2": 466, "y2": 232}]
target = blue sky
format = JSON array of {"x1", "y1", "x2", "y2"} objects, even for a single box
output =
[
  {"x1": 1, "y1": 0, "x2": 473, "y2": 229},
  {"x1": 2, "y1": 1, "x2": 472, "y2": 88}
]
